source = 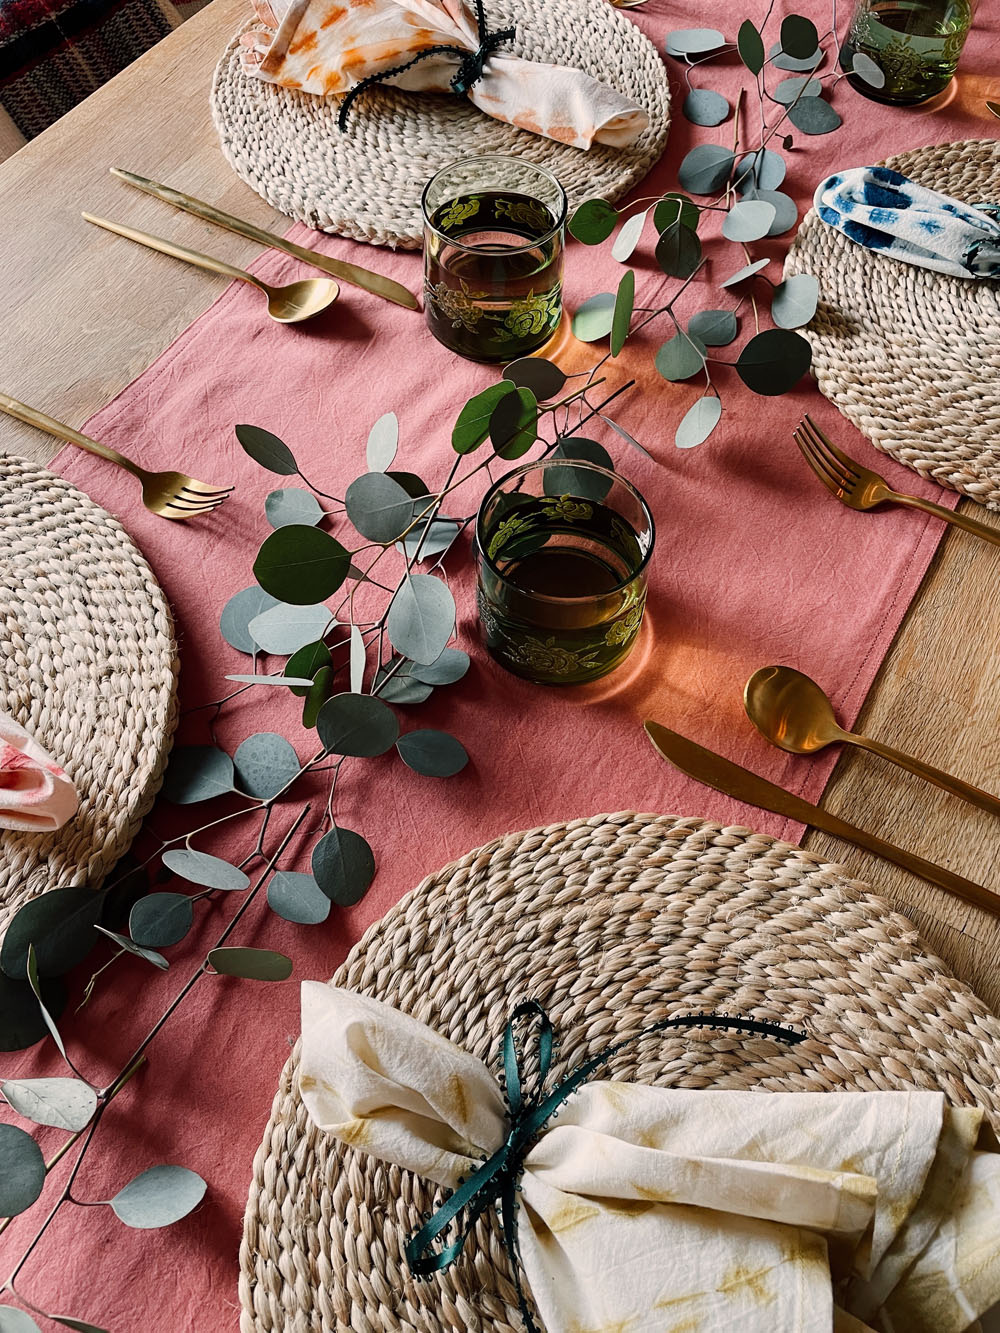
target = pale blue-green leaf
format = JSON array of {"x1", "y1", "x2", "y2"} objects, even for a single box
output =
[
  {"x1": 611, "y1": 209, "x2": 646, "y2": 262},
  {"x1": 501, "y1": 358, "x2": 566, "y2": 400},
  {"x1": 373, "y1": 669, "x2": 433, "y2": 704},
  {"x1": 772, "y1": 74, "x2": 822, "y2": 103},
  {"x1": 771, "y1": 273, "x2": 819, "y2": 329},
  {"x1": 755, "y1": 189, "x2": 799, "y2": 235},
  {"x1": 162, "y1": 849, "x2": 250, "y2": 892},
  {"x1": 722, "y1": 199, "x2": 776, "y2": 242},
  {"x1": 25, "y1": 947, "x2": 68, "y2": 1061},
  {"x1": 682, "y1": 88, "x2": 730, "y2": 126},
  {"x1": 677, "y1": 144, "x2": 735, "y2": 195},
  {"x1": 162, "y1": 746, "x2": 235, "y2": 805},
  {"x1": 345, "y1": 472, "x2": 417, "y2": 543},
  {"x1": 688, "y1": 309, "x2": 737, "y2": 347},
  {"x1": 233, "y1": 732, "x2": 301, "y2": 800},
  {"x1": 721, "y1": 257, "x2": 771, "y2": 287},
  {"x1": 349, "y1": 623, "x2": 366, "y2": 694},
  {"x1": 0, "y1": 1122, "x2": 45, "y2": 1216},
  {"x1": 266, "y1": 871, "x2": 331, "y2": 925},
  {"x1": 655, "y1": 333, "x2": 706, "y2": 383},
  {"x1": 248, "y1": 602, "x2": 332, "y2": 656},
  {"x1": 409, "y1": 648, "x2": 470, "y2": 686},
  {"x1": 386, "y1": 574, "x2": 455, "y2": 665},
  {"x1": 737, "y1": 18, "x2": 765, "y2": 73},
  {"x1": 787, "y1": 96, "x2": 842, "y2": 134},
  {"x1": 111, "y1": 1164, "x2": 207, "y2": 1228},
  {"x1": 396, "y1": 730, "x2": 469, "y2": 777},
  {"x1": 219, "y1": 586, "x2": 280, "y2": 655},
  {"x1": 675, "y1": 395, "x2": 723, "y2": 448},
  {"x1": 769, "y1": 41, "x2": 825, "y2": 71},
  {"x1": 779, "y1": 14, "x2": 819, "y2": 58},
  {"x1": 264, "y1": 487, "x2": 324, "y2": 530},
  {"x1": 0, "y1": 1309, "x2": 43, "y2": 1333},
  {"x1": 225, "y1": 674, "x2": 315, "y2": 687},
  {"x1": 851, "y1": 51, "x2": 885, "y2": 87},
  {"x1": 735, "y1": 148, "x2": 786, "y2": 194},
  {"x1": 664, "y1": 27, "x2": 724, "y2": 57},
  {"x1": 93, "y1": 927, "x2": 168, "y2": 971},
  {"x1": 1, "y1": 1077, "x2": 97, "y2": 1131},
  {"x1": 600, "y1": 416, "x2": 655, "y2": 461},
  {"x1": 316, "y1": 693, "x2": 399, "y2": 756},
  {"x1": 207, "y1": 948, "x2": 292, "y2": 981},
  {"x1": 312, "y1": 826, "x2": 376, "y2": 906},
  {"x1": 571, "y1": 292, "x2": 616, "y2": 342},
  {"x1": 395, "y1": 517, "x2": 461, "y2": 561},
  {"x1": 366, "y1": 411, "x2": 398, "y2": 471},
  {"x1": 129, "y1": 893, "x2": 194, "y2": 949}
]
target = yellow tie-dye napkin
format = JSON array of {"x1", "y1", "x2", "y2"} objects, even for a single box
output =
[
  {"x1": 299, "y1": 983, "x2": 1000, "y2": 1333},
  {"x1": 240, "y1": 0, "x2": 649, "y2": 150}
]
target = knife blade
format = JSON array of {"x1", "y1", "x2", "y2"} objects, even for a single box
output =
[
  {"x1": 110, "y1": 168, "x2": 419, "y2": 311},
  {"x1": 986, "y1": 101, "x2": 1000, "y2": 119},
  {"x1": 643, "y1": 720, "x2": 999, "y2": 917}
]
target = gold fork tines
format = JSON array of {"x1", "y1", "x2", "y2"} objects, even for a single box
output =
[{"x1": 794, "y1": 415, "x2": 1000, "y2": 547}]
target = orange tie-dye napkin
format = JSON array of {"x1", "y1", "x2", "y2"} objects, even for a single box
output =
[{"x1": 240, "y1": 0, "x2": 649, "y2": 150}]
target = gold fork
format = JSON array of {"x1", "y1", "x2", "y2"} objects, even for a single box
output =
[
  {"x1": 0, "y1": 393, "x2": 233, "y2": 520},
  {"x1": 794, "y1": 414, "x2": 1000, "y2": 548}
]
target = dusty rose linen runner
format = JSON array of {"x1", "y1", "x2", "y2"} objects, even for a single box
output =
[{"x1": 4, "y1": 2, "x2": 997, "y2": 1327}]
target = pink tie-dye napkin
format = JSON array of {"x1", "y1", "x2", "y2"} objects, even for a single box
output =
[{"x1": 0, "y1": 711, "x2": 78, "y2": 833}]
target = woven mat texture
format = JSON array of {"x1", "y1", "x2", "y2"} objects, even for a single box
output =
[
  {"x1": 786, "y1": 137, "x2": 1000, "y2": 510},
  {"x1": 211, "y1": 0, "x2": 670, "y2": 249},
  {"x1": 0, "y1": 454, "x2": 178, "y2": 935},
  {"x1": 238, "y1": 811, "x2": 1000, "y2": 1333}
]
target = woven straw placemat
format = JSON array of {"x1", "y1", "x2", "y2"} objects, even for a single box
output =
[
  {"x1": 238, "y1": 810, "x2": 1000, "y2": 1333},
  {"x1": 785, "y1": 137, "x2": 1000, "y2": 510},
  {"x1": 211, "y1": 0, "x2": 670, "y2": 250},
  {"x1": 0, "y1": 454, "x2": 178, "y2": 936}
]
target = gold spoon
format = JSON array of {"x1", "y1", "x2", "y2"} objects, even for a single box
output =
[
  {"x1": 744, "y1": 664, "x2": 1000, "y2": 819},
  {"x1": 82, "y1": 213, "x2": 339, "y2": 324}
]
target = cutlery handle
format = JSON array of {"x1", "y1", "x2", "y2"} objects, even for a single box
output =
[
  {"x1": 0, "y1": 391, "x2": 137, "y2": 474},
  {"x1": 853, "y1": 733, "x2": 1000, "y2": 820},
  {"x1": 82, "y1": 213, "x2": 258, "y2": 288},
  {"x1": 892, "y1": 491, "x2": 1000, "y2": 547}
]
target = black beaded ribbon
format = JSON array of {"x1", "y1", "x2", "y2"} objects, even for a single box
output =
[
  {"x1": 405, "y1": 1001, "x2": 806, "y2": 1333},
  {"x1": 337, "y1": 0, "x2": 515, "y2": 131}
]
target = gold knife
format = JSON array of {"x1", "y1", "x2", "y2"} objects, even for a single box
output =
[
  {"x1": 643, "y1": 720, "x2": 1000, "y2": 917},
  {"x1": 986, "y1": 101, "x2": 1000, "y2": 119},
  {"x1": 110, "y1": 168, "x2": 419, "y2": 311}
]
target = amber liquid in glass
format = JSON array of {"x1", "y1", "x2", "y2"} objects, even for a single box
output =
[{"x1": 840, "y1": 0, "x2": 973, "y2": 103}]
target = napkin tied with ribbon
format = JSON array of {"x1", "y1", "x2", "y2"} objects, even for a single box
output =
[
  {"x1": 241, "y1": 0, "x2": 649, "y2": 150},
  {"x1": 0, "y1": 710, "x2": 78, "y2": 832},
  {"x1": 815, "y1": 166, "x2": 1000, "y2": 279},
  {"x1": 299, "y1": 983, "x2": 1000, "y2": 1333}
]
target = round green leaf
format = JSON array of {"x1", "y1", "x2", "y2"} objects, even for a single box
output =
[
  {"x1": 206, "y1": 947, "x2": 292, "y2": 981},
  {"x1": 682, "y1": 88, "x2": 730, "y2": 127},
  {"x1": 129, "y1": 893, "x2": 194, "y2": 949},
  {"x1": 655, "y1": 222, "x2": 702, "y2": 279},
  {"x1": 0, "y1": 1123, "x2": 45, "y2": 1216},
  {"x1": 664, "y1": 27, "x2": 724, "y2": 56},
  {"x1": 611, "y1": 209, "x2": 647, "y2": 263},
  {"x1": 721, "y1": 257, "x2": 771, "y2": 288},
  {"x1": 161, "y1": 746, "x2": 235, "y2": 805},
  {"x1": 385, "y1": 471, "x2": 432, "y2": 500},
  {"x1": 111, "y1": 1164, "x2": 207, "y2": 1228},
  {"x1": 568, "y1": 197, "x2": 618, "y2": 245},
  {"x1": 0, "y1": 971, "x2": 67, "y2": 1052},
  {"x1": 544, "y1": 438, "x2": 614, "y2": 501},
  {"x1": 253, "y1": 526, "x2": 351, "y2": 606},
  {"x1": 770, "y1": 41, "x2": 825, "y2": 71},
  {"x1": 266, "y1": 871, "x2": 331, "y2": 925},
  {"x1": 345, "y1": 472, "x2": 418, "y2": 543},
  {"x1": 0, "y1": 1308, "x2": 43, "y2": 1333},
  {"x1": 735, "y1": 328, "x2": 813, "y2": 395},
  {"x1": 366, "y1": 411, "x2": 398, "y2": 471},
  {"x1": 396, "y1": 730, "x2": 469, "y2": 777},
  {"x1": 787, "y1": 96, "x2": 842, "y2": 135},
  {"x1": 396, "y1": 517, "x2": 461, "y2": 562},
  {"x1": 611, "y1": 269, "x2": 634, "y2": 358},
  {"x1": 735, "y1": 149, "x2": 786, "y2": 194},
  {"x1": 675, "y1": 394, "x2": 723, "y2": 449},
  {"x1": 677, "y1": 144, "x2": 735, "y2": 195},
  {"x1": 312, "y1": 826, "x2": 376, "y2": 906},
  {"x1": 2, "y1": 1077, "x2": 97, "y2": 1131},
  {"x1": 655, "y1": 333, "x2": 706, "y2": 383},
  {"x1": 302, "y1": 664, "x2": 335, "y2": 728},
  {"x1": 234, "y1": 732, "x2": 300, "y2": 800},
  {"x1": 285, "y1": 640, "x2": 332, "y2": 697},
  {"x1": 373, "y1": 669, "x2": 433, "y2": 704},
  {"x1": 386, "y1": 574, "x2": 456, "y2": 665},
  {"x1": 408, "y1": 648, "x2": 471, "y2": 686},
  {"x1": 771, "y1": 273, "x2": 820, "y2": 329},
  {"x1": 571, "y1": 293, "x2": 616, "y2": 343},
  {"x1": 452, "y1": 382, "x2": 515, "y2": 454},
  {"x1": 219, "y1": 586, "x2": 280, "y2": 655},
  {"x1": 773, "y1": 74, "x2": 822, "y2": 103},
  {"x1": 737, "y1": 18, "x2": 765, "y2": 74},
  {"x1": 162, "y1": 849, "x2": 250, "y2": 891},
  {"x1": 688, "y1": 309, "x2": 738, "y2": 347},
  {"x1": 502, "y1": 358, "x2": 567, "y2": 401},
  {"x1": 316, "y1": 693, "x2": 399, "y2": 757},
  {"x1": 248, "y1": 602, "x2": 332, "y2": 656},
  {"x1": 264, "y1": 487, "x2": 324, "y2": 530},
  {"x1": 1, "y1": 888, "x2": 102, "y2": 981},
  {"x1": 94, "y1": 926, "x2": 169, "y2": 970},
  {"x1": 653, "y1": 193, "x2": 699, "y2": 233},
  {"x1": 490, "y1": 386, "x2": 538, "y2": 460},
  {"x1": 235, "y1": 424, "x2": 297, "y2": 475},
  {"x1": 851, "y1": 51, "x2": 885, "y2": 88},
  {"x1": 722, "y1": 200, "x2": 777, "y2": 242},
  {"x1": 780, "y1": 14, "x2": 819, "y2": 58},
  {"x1": 756, "y1": 189, "x2": 799, "y2": 236}
]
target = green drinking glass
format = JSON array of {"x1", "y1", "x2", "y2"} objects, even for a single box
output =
[
  {"x1": 476, "y1": 458, "x2": 655, "y2": 686},
  {"x1": 840, "y1": 0, "x2": 975, "y2": 104}
]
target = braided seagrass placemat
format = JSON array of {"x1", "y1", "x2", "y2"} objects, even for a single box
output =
[
  {"x1": 0, "y1": 454, "x2": 178, "y2": 936},
  {"x1": 239, "y1": 810, "x2": 1000, "y2": 1333},
  {"x1": 211, "y1": 0, "x2": 670, "y2": 249},
  {"x1": 785, "y1": 137, "x2": 1000, "y2": 510}
]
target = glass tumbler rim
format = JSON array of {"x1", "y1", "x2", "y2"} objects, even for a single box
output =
[
  {"x1": 421, "y1": 153, "x2": 568, "y2": 256},
  {"x1": 475, "y1": 457, "x2": 656, "y2": 604}
]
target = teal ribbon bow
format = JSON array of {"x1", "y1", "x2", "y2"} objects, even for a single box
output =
[
  {"x1": 337, "y1": 0, "x2": 515, "y2": 131},
  {"x1": 405, "y1": 1002, "x2": 806, "y2": 1332}
]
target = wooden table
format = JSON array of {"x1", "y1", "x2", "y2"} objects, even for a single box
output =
[{"x1": 2, "y1": 0, "x2": 999, "y2": 1014}]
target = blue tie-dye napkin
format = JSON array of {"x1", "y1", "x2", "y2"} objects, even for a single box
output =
[{"x1": 814, "y1": 165, "x2": 1000, "y2": 279}]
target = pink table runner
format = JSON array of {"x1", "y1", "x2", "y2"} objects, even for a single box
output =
[{"x1": 3, "y1": 3, "x2": 997, "y2": 1327}]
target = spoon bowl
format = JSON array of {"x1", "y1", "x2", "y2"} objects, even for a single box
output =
[
  {"x1": 744, "y1": 665, "x2": 844, "y2": 754},
  {"x1": 263, "y1": 277, "x2": 340, "y2": 323}
]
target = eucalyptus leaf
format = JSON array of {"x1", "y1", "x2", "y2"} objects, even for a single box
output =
[
  {"x1": 779, "y1": 14, "x2": 819, "y2": 58},
  {"x1": 490, "y1": 386, "x2": 538, "y2": 459},
  {"x1": 737, "y1": 18, "x2": 765, "y2": 74},
  {"x1": 571, "y1": 292, "x2": 616, "y2": 343},
  {"x1": 26, "y1": 947, "x2": 68, "y2": 1063},
  {"x1": 111, "y1": 1164, "x2": 207, "y2": 1228},
  {"x1": 408, "y1": 648, "x2": 471, "y2": 686},
  {"x1": 720, "y1": 257, "x2": 771, "y2": 287},
  {"x1": 851, "y1": 51, "x2": 885, "y2": 87},
  {"x1": 655, "y1": 221, "x2": 702, "y2": 279},
  {"x1": 345, "y1": 472, "x2": 419, "y2": 543},
  {"x1": 683, "y1": 88, "x2": 730, "y2": 127},
  {"x1": 264, "y1": 487, "x2": 324, "y2": 529},
  {"x1": 663, "y1": 27, "x2": 724, "y2": 57},
  {"x1": 653, "y1": 193, "x2": 699, "y2": 233},
  {"x1": 316, "y1": 693, "x2": 399, "y2": 757},
  {"x1": 301, "y1": 665, "x2": 334, "y2": 727},
  {"x1": 366, "y1": 411, "x2": 399, "y2": 471},
  {"x1": 285, "y1": 640, "x2": 332, "y2": 698},
  {"x1": 2, "y1": 1077, "x2": 97, "y2": 1131},
  {"x1": 385, "y1": 471, "x2": 432, "y2": 500},
  {"x1": 207, "y1": 947, "x2": 292, "y2": 981},
  {"x1": 253, "y1": 526, "x2": 351, "y2": 605},
  {"x1": 0, "y1": 1309, "x2": 43, "y2": 1333},
  {"x1": 771, "y1": 273, "x2": 819, "y2": 329},
  {"x1": 128, "y1": 893, "x2": 194, "y2": 949},
  {"x1": 773, "y1": 74, "x2": 822, "y2": 103},
  {"x1": 161, "y1": 746, "x2": 235, "y2": 805},
  {"x1": 349, "y1": 623, "x2": 366, "y2": 694},
  {"x1": 50, "y1": 1320, "x2": 108, "y2": 1333},
  {"x1": 501, "y1": 357, "x2": 566, "y2": 400},
  {"x1": 396, "y1": 730, "x2": 469, "y2": 777},
  {"x1": 162, "y1": 849, "x2": 250, "y2": 891},
  {"x1": 735, "y1": 328, "x2": 813, "y2": 394},
  {"x1": 568, "y1": 197, "x2": 618, "y2": 245},
  {"x1": 787, "y1": 96, "x2": 842, "y2": 134},
  {"x1": 611, "y1": 270, "x2": 634, "y2": 358},
  {"x1": 452, "y1": 382, "x2": 515, "y2": 454},
  {"x1": 386, "y1": 574, "x2": 456, "y2": 665},
  {"x1": 225, "y1": 674, "x2": 315, "y2": 687},
  {"x1": 769, "y1": 41, "x2": 825, "y2": 71},
  {"x1": 396, "y1": 517, "x2": 461, "y2": 561},
  {"x1": 544, "y1": 438, "x2": 614, "y2": 501},
  {"x1": 235, "y1": 425, "x2": 297, "y2": 475},
  {"x1": 0, "y1": 1122, "x2": 45, "y2": 1216},
  {"x1": 372, "y1": 669, "x2": 433, "y2": 705},
  {"x1": 0, "y1": 970, "x2": 67, "y2": 1052},
  {"x1": 266, "y1": 871, "x2": 331, "y2": 925},
  {"x1": 1, "y1": 887, "x2": 103, "y2": 980},
  {"x1": 675, "y1": 394, "x2": 723, "y2": 448},
  {"x1": 688, "y1": 309, "x2": 737, "y2": 347},
  {"x1": 722, "y1": 199, "x2": 777, "y2": 242},
  {"x1": 94, "y1": 927, "x2": 168, "y2": 971},
  {"x1": 248, "y1": 602, "x2": 332, "y2": 656},
  {"x1": 655, "y1": 333, "x2": 706, "y2": 383},
  {"x1": 677, "y1": 144, "x2": 735, "y2": 195},
  {"x1": 219, "y1": 586, "x2": 280, "y2": 655},
  {"x1": 601, "y1": 416, "x2": 654, "y2": 461},
  {"x1": 312, "y1": 826, "x2": 376, "y2": 906},
  {"x1": 735, "y1": 148, "x2": 786, "y2": 193},
  {"x1": 611, "y1": 209, "x2": 647, "y2": 262},
  {"x1": 755, "y1": 189, "x2": 799, "y2": 236}
]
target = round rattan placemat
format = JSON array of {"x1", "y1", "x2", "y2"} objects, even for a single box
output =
[
  {"x1": 785, "y1": 137, "x2": 1000, "y2": 510},
  {"x1": 239, "y1": 810, "x2": 1000, "y2": 1333},
  {"x1": 211, "y1": 0, "x2": 670, "y2": 249},
  {"x1": 0, "y1": 454, "x2": 178, "y2": 936}
]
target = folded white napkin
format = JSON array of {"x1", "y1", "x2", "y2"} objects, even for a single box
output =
[
  {"x1": 241, "y1": 0, "x2": 649, "y2": 150},
  {"x1": 299, "y1": 983, "x2": 1000, "y2": 1333},
  {"x1": 0, "y1": 710, "x2": 78, "y2": 832}
]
